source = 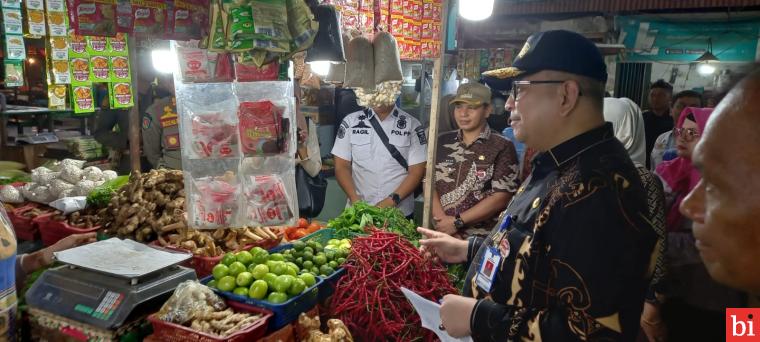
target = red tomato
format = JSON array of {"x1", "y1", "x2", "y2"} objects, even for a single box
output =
[
  {"x1": 298, "y1": 218, "x2": 309, "y2": 228},
  {"x1": 293, "y1": 230, "x2": 308, "y2": 239},
  {"x1": 306, "y1": 223, "x2": 321, "y2": 233}
]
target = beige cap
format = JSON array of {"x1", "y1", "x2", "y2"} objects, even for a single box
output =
[{"x1": 450, "y1": 82, "x2": 492, "y2": 106}]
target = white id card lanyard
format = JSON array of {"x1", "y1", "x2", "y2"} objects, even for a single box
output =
[{"x1": 475, "y1": 215, "x2": 513, "y2": 293}]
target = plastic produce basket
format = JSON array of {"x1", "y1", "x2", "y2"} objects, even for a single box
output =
[
  {"x1": 148, "y1": 300, "x2": 272, "y2": 342},
  {"x1": 9, "y1": 204, "x2": 42, "y2": 241},
  {"x1": 201, "y1": 275, "x2": 322, "y2": 331},
  {"x1": 39, "y1": 220, "x2": 100, "y2": 247}
]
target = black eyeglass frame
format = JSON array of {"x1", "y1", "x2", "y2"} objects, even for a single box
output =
[{"x1": 509, "y1": 80, "x2": 584, "y2": 100}]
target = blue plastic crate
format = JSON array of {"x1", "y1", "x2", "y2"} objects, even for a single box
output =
[{"x1": 201, "y1": 275, "x2": 322, "y2": 331}]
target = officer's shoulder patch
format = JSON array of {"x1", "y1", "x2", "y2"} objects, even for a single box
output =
[{"x1": 142, "y1": 116, "x2": 152, "y2": 129}]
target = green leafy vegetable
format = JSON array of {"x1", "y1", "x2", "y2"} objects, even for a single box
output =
[
  {"x1": 86, "y1": 175, "x2": 129, "y2": 208},
  {"x1": 328, "y1": 201, "x2": 421, "y2": 244}
]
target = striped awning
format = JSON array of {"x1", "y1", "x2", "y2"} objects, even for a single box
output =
[{"x1": 495, "y1": 0, "x2": 760, "y2": 16}]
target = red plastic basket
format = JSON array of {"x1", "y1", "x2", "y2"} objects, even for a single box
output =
[
  {"x1": 9, "y1": 204, "x2": 48, "y2": 241},
  {"x1": 148, "y1": 300, "x2": 272, "y2": 342},
  {"x1": 39, "y1": 219, "x2": 100, "y2": 247}
]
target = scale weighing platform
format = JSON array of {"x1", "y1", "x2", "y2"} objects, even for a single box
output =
[{"x1": 25, "y1": 239, "x2": 196, "y2": 340}]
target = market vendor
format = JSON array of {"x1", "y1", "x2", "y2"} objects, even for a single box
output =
[
  {"x1": 432, "y1": 82, "x2": 519, "y2": 238},
  {"x1": 332, "y1": 100, "x2": 427, "y2": 218},
  {"x1": 142, "y1": 73, "x2": 182, "y2": 170},
  {"x1": 419, "y1": 30, "x2": 658, "y2": 341}
]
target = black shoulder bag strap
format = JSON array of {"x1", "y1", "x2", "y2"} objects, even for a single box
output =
[{"x1": 366, "y1": 109, "x2": 408, "y2": 170}]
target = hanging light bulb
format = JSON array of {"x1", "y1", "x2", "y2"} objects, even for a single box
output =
[
  {"x1": 459, "y1": 0, "x2": 494, "y2": 21},
  {"x1": 697, "y1": 63, "x2": 716, "y2": 76},
  {"x1": 310, "y1": 61, "x2": 331, "y2": 76}
]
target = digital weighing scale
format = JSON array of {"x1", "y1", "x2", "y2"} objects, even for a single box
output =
[
  {"x1": 25, "y1": 239, "x2": 197, "y2": 341},
  {"x1": 16, "y1": 132, "x2": 59, "y2": 144}
]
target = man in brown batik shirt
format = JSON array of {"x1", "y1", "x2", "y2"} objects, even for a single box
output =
[{"x1": 432, "y1": 82, "x2": 520, "y2": 239}]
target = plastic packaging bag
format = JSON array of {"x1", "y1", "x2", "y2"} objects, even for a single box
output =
[
  {"x1": 156, "y1": 280, "x2": 226, "y2": 325},
  {"x1": 49, "y1": 196, "x2": 87, "y2": 215},
  {"x1": 373, "y1": 31, "x2": 403, "y2": 83},
  {"x1": 241, "y1": 174, "x2": 292, "y2": 226},
  {"x1": 188, "y1": 171, "x2": 238, "y2": 229}
]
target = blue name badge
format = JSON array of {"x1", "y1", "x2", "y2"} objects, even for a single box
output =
[{"x1": 475, "y1": 246, "x2": 501, "y2": 293}]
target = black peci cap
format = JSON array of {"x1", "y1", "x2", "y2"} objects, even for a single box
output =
[{"x1": 481, "y1": 30, "x2": 608, "y2": 91}]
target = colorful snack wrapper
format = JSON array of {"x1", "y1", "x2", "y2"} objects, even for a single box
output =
[
  {"x1": 86, "y1": 35, "x2": 108, "y2": 55},
  {"x1": 70, "y1": 57, "x2": 91, "y2": 83},
  {"x1": 89, "y1": 55, "x2": 110, "y2": 82},
  {"x1": 190, "y1": 112, "x2": 239, "y2": 158},
  {"x1": 26, "y1": 9, "x2": 47, "y2": 36},
  {"x1": 48, "y1": 85, "x2": 67, "y2": 110},
  {"x1": 71, "y1": 84, "x2": 95, "y2": 113},
  {"x1": 1, "y1": 0, "x2": 21, "y2": 8},
  {"x1": 107, "y1": 32, "x2": 128, "y2": 55},
  {"x1": 69, "y1": 33, "x2": 87, "y2": 56},
  {"x1": 110, "y1": 82, "x2": 133, "y2": 108},
  {"x1": 45, "y1": 0, "x2": 66, "y2": 12},
  {"x1": 71, "y1": 0, "x2": 116, "y2": 36},
  {"x1": 50, "y1": 59, "x2": 71, "y2": 84},
  {"x1": 4, "y1": 35, "x2": 25, "y2": 60},
  {"x1": 238, "y1": 100, "x2": 284, "y2": 156},
  {"x1": 132, "y1": 0, "x2": 168, "y2": 37},
  {"x1": 47, "y1": 11, "x2": 67, "y2": 36},
  {"x1": 110, "y1": 55, "x2": 130, "y2": 81},
  {"x1": 2, "y1": 9, "x2": 23, "y2": 35},
  {"x1": 4, "y1": 61, "x2": 24, "y2": 87}
]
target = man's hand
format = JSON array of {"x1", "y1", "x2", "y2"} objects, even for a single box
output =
[
  {"x1": 418, "y1": 227, "x2": 468, "y2": 264},
  {"x1": 433, "y1": 215, "x2": 457, "y2": 235},
  {"x1": 376, "y1": 197, "x2": 396, "y2": 209},
  {"x1": 641, "y1": 302, "x2": 667, "y2": 342},
  {"x1": 42, "y1": 233, "x2": 97, "y2": 266},
  {"x1": 440, "y1": 294, "x2": 476, "y2": 337}
]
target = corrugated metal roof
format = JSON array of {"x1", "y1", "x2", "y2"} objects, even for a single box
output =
[{"x1": 495, "y1": 0, "x2": 760, "y2": 16}]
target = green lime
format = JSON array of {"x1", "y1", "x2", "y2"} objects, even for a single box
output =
[
  {"x1": 285, "y1": 262, "x2": 299, "y2": 271},
  {"x1": 339, "y1": 242, "x2": 351, "y2": 250},
  {"x1": 236, "y1": 272, "x2": 254, "y2": 287},
  {"x1": 303, "y1": 247, "x2": 314, "y2": 255},
  {"x1": 295, "y1": 257, "x2": 304, "y2": 265},
  {"x1": 249, "y1": 280, "x2": 268, "y2": 299},
  {"x1": 251, "y1": 264, "x2": 269, "y2": 280},
  {"x1": 212, "y1": 264, "x2": 230, "y2": 280},
  {"x1": 271, "y1": 262, "x2": 288, "y2": 276},
  {"x1": 217, "y1": 276, "x2": 236, "y2": 292},
  {"x1": 292, "y1": 241, "x2": 306, "y2": 251},
  {"x1": 327, "y1": 239, "x2": 340, "y2": 246},
  {"x1": 302, "y1": 260, "x2": 314, "y2": 270},
  {"x1": 269, "y1": 253, "x2": 285, "y2": 262},
  {"x1": 336, "y1": 257, "x2": 346, "y2": 265},
  {"x1": 285, "y1": 266, "x2": 298, "y2": 277},
  {"x1": 267, "y1": 292, "x2": 288, "y2": 304},
  {"x1": 265, "y1": 260, "x2": 278, "y2": 271},
  {"x1": 319, "y1": 265, "x2": 334, "y2": 276},
  {"x1": 303, "y1": 251, "x2": 314, "y2": 261},
  {"x1": 221, "y1": 253, "x2": 237, "y2": 266},
  {"x1": 236, "y1": 251, "x2": 254, "y2": 266},
  {"x1": 288, "y1": 278, "x2": 306, "y2": 296},
  {"x1": 273, "y1": 275, "x2": 293, "y2": 293},
  {"x1": 251, "y1": 248, "x2": 269, "y2": 264},
  {"x1": 310, "y1": 266, "x2": 319, "y2": 274},
  {"x1": 228, "y1": 262, "x2": 247, "y2": 277},
  {"x1": 207, "y1": 279, "x2": 217, "y2": 288},
  {"x1": 325, "y1": 250, "x2": 336, "y2": 261},
  {"x1": 307, "y1": 241, "x2": 318, "y2": 250},
  {"x1": 233, "y1": 287, "x2": 249, "y2": 296},
  {"x1": 314, "y1": 255, "x2": 327, "y2": 266},
  {"x1": 328, "y1": 261, "x2": 338, "y2": 269},
  {"x1": 313, "y1": 242, "x2": 323, "y2": 251},
  {"x1": 340, "y1": 239, "x2": 351, "y2": 245},
  {"x1": 263, "y1": 273, "x2": 278, "y2": 289},
  {"x1": 299, "y1": 273, "x2": 316, "y2": 287}
]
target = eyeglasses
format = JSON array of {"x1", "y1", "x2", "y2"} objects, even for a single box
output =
[
  {"x1": 674, "y1": 127, "x2": 701, "y2": 141},
  {"x1": 509, "y1": 80, "x2": 584, "y2": 100}
]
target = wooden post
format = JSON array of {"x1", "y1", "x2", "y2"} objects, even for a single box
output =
[
  {"x1": 421, "y1": 0, "x2": 450, "y2": 229},
  {"x1": 128, "y1": 36, "x2": 142, "y2": 173}
]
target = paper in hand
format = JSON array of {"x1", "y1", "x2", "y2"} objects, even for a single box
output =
[{"x1": 400, "y1": 287, "x2": 474, "y2": 342}]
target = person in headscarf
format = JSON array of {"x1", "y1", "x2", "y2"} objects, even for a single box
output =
[
  {"x1": 655, "y1": 107, "x2": 744, "y2": 342},
  {"x1": 603, "y1": 97, "x2": 647, "y2": 165}
]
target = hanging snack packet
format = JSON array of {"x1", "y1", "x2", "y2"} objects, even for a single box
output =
[
  {"x1": 89, "y1": 55, "x2": 110, "y2": 82},
  {"x1": 108, "y1": 32, "x2": 128, "y2": 55},
  {"x1": 189, "y1": 173, "x2": 238, "y2": 229},
  {"x1": 226, "y1": 3, "x2": 254, "y2": 51},
  {"x1": 86, "y1": 35, "x2": 108, "y2": 55},
  {"x1": 26, "y1": 9, "x2": 47, "y2": 36},
  {"x1": 47, "y1": 11, "x2": 67, "y2": 36},
  {"x1": 115, "y1": 0, "x2": 133, "y2": 32},
  {"x1": 50, "y1": 37, "x2": 68, "y2": 60},
  {"x1": 172, "y1": 0, "x2": 204, "y2": 40},
  {"x1": 238, "y1": 101, "x2": 284, "y2": 156},
  {"x1": 70, "y1": 57, "x2": 90, "y2": 83},
  {"x1": 45, "y1": 0, "x2": 65, "y2": 12},
  {"x1": 242, "y1": 174, "x2": 292, "y2": 226},
  {"x1": 250, "y1": 0, "x2": 291, "y2": 53},
  {"x1": 26, "y1": 0, "x2": 44, "y2": 10},
  {"x1": 48, "y1": 85, "x2": 67, "y2": 110},
  {"x1": 132, "y1": 0, "x2": 168, "y2": 37},
  {"x1": 69, "y1": 33, "x2": 87, "y2": 55},
  {"x1": 2, "y1": 0, "x2": 20, "y2": 8},
  {"x1": 208, "y1": 0, "x2": 226, "y2": 51},
  {"x1": 190, "y1": 113, "x2": 239, "y2": 159},
  {"x1": 110, "y1": 82, "x2": 133, "y2": 108},
  {"x1": 5, "y1": 35, "x2": 25, "y2": 60},
  {"x1": 71, "y1": 0, "x2": 117, "y2": 36},
  {"x1": 3, "y1": 9, "x2": 23, "y2": 35},
  {"x1": 50, "y1": 60, "x2": 71, "y2": 84},
  {"x1": 286, "y1": 0, "x2": 317, "y2": 52},
  {"x1": 4, "y1": 61, "x2": 23, "y2": 87},
  {"x1": 72, "y1": 85, "x2": 95, "y2": 113},
  {"x1": 234, "y1": 59, "x2": 278, "y2": 82},
  {"x1": 176, "y1": 46, "x2": 211, "y2": 82},
  {"x1": 110, "y1": 55, "x2": 130, "y2": 81}
]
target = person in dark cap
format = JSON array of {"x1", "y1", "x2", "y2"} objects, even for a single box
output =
[{"x1": 418, "y1": 30, "x2": 659, "y2": 341}]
